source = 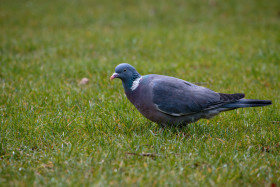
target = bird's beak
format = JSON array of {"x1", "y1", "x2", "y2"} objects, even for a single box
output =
[{"x1": 110, "y1": 73, "x2": 119, "y2": 80}]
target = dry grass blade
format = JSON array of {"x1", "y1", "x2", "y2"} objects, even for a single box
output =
[{"x1": 125, "y1": 152, "x2": 158, "y2": 158}]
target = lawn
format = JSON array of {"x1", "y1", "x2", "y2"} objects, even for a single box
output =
[{"x1": 0, "y1": 0, "x2": 280, "y2": 186}]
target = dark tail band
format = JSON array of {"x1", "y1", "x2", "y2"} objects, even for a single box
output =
[{"x1": 223, "y1": 99, "x2": 272, "y2": 108}]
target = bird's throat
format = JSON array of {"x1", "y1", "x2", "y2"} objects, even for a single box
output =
[{"x1": 122, "y1": 74, "x2": 141, "y2": 92}]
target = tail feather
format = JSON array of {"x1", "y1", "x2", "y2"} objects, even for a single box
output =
[{"x1": 222, "y1": 99, "x2": 272, "y2": 108}]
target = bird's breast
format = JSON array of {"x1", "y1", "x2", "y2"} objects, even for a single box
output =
[{"x1": 125, "y1": 83, "x2": 157, "y2": 116}]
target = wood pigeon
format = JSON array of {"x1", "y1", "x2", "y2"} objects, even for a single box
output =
[{"x1": 110, "y1": 63, "x2": 272, "y2": 127}]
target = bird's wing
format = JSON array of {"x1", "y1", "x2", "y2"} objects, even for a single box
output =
[{"x1": 151, "y1": 76, "x2": 244, "y2": 116}]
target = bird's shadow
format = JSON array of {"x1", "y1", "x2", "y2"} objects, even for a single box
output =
[{"x1": 143, "y1": 120, "x2": 213, "y2": 139}]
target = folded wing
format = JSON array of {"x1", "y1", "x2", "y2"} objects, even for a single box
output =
[{"x1": 152, "y1": 77, "x2": 244, "y2": 116}]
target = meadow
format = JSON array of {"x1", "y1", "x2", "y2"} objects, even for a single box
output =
[{"x1": 0, "y1": 0, "x2": 280, "y2": 186}]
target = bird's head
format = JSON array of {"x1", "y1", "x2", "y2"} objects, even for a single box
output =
[{"x1": 110, "y1": 63, "x2": 141, "y2": 91}]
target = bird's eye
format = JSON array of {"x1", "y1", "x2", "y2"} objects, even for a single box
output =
[{"x1": 123, "y1": 69, "x2": 127, "y2": 72}]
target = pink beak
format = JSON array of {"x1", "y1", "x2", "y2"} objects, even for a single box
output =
[{"x1": 110, "y1": 73, "x2": 119, "y2": 80}]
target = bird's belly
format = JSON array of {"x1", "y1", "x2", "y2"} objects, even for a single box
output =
[{"x1": 135, "y1": 102, "x2": 214, "y2": 126}]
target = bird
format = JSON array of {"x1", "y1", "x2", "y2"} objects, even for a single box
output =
[{"x1": 110, "y1": 63, "x2": 272, "y2": 127}]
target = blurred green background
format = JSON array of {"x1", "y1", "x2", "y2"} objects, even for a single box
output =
[{"x1": 1, "y1": 0, "x2": 279, "y2": 186}]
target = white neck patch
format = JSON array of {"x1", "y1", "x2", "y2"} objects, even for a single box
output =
[{"x1": 131, "y1": 76, "x2": 142, "y2": 91}]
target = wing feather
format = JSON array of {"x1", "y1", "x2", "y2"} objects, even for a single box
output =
[{"x1": 151, "y1": 76, "x2": 244, "y2": 116}]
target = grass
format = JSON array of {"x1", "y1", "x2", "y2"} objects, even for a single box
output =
[{"x1": 0, "y1": 0, "x2": 280, "y2": 186}]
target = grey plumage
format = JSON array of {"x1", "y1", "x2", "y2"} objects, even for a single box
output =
[{"x1": 110, "y1": 63, "x2": 272, "y2": 127}]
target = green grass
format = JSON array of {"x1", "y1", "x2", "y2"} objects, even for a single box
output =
[{"x1": 1, "y1": 0, "x2": 280, "y2": 186}]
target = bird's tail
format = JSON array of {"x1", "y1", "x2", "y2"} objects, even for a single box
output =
[{"x1": 222, "y1": 99, "x2": 272, "y2": 109}]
